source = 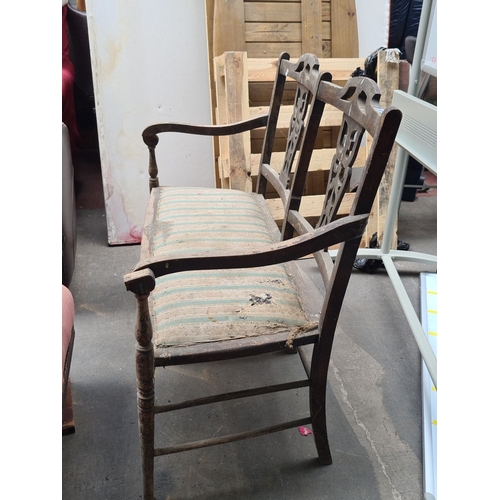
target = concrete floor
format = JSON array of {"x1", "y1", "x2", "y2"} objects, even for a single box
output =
[{"x1": 63, "y1": 147, "x2": 437, "y2": 500}]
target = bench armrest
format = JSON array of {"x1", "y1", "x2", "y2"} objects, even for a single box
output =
[
  {"x1": 125, "y1": 213, "x2": 368, "y2": 292},
  {"x1": 142, "y1": 115, "x2": 268, "y2": 148},
  {"x1": 143, "y1": 115, "x2": 269, "y2": 190}
]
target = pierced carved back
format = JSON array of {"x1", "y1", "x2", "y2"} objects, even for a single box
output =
[
  {"x1": 316, "y1": 78, "x2": 384, "y2": 228},
  {"x1": 277, "y1": 54, "x2": 321, "y2": 189}
]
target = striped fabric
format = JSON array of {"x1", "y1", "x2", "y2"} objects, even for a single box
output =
[
  {"x1": 148, "y1": 187, "x2": 311, "y2": 348},
  {"x1": 152, "y1": 267, "x2": 310, "y2": 348},
  {"x1": 150, "y1": 187, "x2": 275, "y2": 258}
]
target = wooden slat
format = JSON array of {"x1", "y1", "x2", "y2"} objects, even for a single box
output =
[
  {"x1": 365, "y1": 49, "x2": 400, "y2": 249},
  {"x1": 250, "y1": 146, "x2": 367, "y2": 175},
  {"x1": 330, "y1": 0, "x2": 359, "y2": 57},
  {"x1": 247, "y1": 42, "x2": 303, "y2": 58},
  {"x1": 245, "y1": 21, "x2": 331, "y2": 44},
  {"x1": 245, "y1": 22, "x2": 302, "y2": 43},
  {"x1": 266, "y1": 192, "x2": 357, "y2": 226},
  {"x1": 249, "y1": 82, "x2": 297, "y2": 107},
  {"x1": 155, "y1": 417, "x2": 312, "y2": 456},
  {"x1": 244, "y1": 2, "x2": 302, "y2": 22},
  {"x1": 214, "y1": 52, "x2": 253, "y2": 191},
  {"x1": 321, "y1": 21, "x2": 331, "y2": 41},
  {"x1": 249, "y1": 104, "x2": 343, "y2": 128},
  {"x1": 214, "y1": 55, "x2": 227, "y2": 187},
  {"x1": 301, "y1": 0, "x2": 323, "y2": 54},
  {"x1": 213, "y1": 0, "x2": 246, "y2": 57},
  {"x1": 247, "y1": 57, "x2": 364, "y2": 83},
  {"x1": 318, "y1": 57, "x2": 364, "y2": 82}
]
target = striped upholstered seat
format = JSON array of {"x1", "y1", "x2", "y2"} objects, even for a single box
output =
[
  {"x1": 152, "y1": 267, "x2": 311, "y2": 348},
  {"x1": 145, "y1": 186, "x2": 275, "y2": 258},
  {"x1": 143, "y1": 186, "x2": 313, "y2": 349}
]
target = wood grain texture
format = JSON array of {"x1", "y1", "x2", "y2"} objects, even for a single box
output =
[
  {"x1": 330, "y1": 0, "x2": 358, "y2": 57},
  {"x1": 301, "y1": 0, "x2": 323, "y2": 54},
  {"x1": 365, "y1": 49, "x2": 400, "y2": 249}
]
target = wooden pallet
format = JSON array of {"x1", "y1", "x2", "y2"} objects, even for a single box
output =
[
  {"x1": 205, "y1": 0, "x2": 360, "y2": 189},
  {"x1": 213, "y1": 51, "x2": 405, "y2": 248},
  {"x1": 206, "y1": 0, "x2": 359, "y2": 62}
]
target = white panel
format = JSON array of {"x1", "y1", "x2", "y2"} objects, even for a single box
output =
[
  {"x1": 355, "y1": 0, "x2": 391, "y2": 58},
  {"x1": 422, "y1": 0, "x2": 437, "y2": 76},
  {"x1": 86, "y1": 0, "x2": 214, "y2": 245},
  {"x1": 392, "y1": 90, "x2": 437, "y2": 174}
]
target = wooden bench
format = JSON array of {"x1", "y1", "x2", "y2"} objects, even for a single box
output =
[{"x1": 124, "y1": 52, "x2": 402, "y2": 500}]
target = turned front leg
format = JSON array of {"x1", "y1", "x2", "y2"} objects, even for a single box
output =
[
  {"x1": 125, "y1": 270, "x2": 156, "y2": 499},
  {"x1": 134, "y1": 293, "x2": 155, "y2": 499}
]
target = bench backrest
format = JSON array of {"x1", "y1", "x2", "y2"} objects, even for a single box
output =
[
  {"x1": 276, "y1": 72, "x2": 403, "y2": 286},
  {"x1": 142, "y1": 54, "x2": 402, "y2": 283}
]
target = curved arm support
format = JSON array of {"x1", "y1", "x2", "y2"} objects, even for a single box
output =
[
  {"x1": 130, "y1": 214, "x2": 368, "y2": 280},
  {"x1": 142, "y1": 115, "x2": 269, "y2": 148}
]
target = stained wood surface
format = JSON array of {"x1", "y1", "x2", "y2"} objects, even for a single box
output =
[
  {"x1": 266, "y1": 192, "x2": 356, "y2": 226},
  {"x1": 247, "y1": 57, "x2": 364, "y2": 83}
]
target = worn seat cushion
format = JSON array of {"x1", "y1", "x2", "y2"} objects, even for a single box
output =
[
  {"x1": 151, "y1": 266, "x2": 312, "y2": 348},
  {"x1": 145, "y1": 186, "x2": 278, "y2": 258},
  {"x1": 144, "y1": 187, "x2": 312, "y2": 348}
]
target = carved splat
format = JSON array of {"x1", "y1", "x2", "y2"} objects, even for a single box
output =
[
  {"x1": 276, "y1": 54, "x2": 320, "y2": 189},
  {"x1": 316, "y1": 79, "x2": 383, "y2": 228},
  {"x1": 279, "y1": 85, "x2": 311, "y2": 188},
  {"x1": 317, "y1": 115, "x2": 364, "y2": 227}
]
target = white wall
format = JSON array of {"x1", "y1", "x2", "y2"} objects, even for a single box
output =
[
  {"x1": 86, "y1": 0, "x2": 214, "y2": 245},
  {"x1": 356, "y1": 0, "x2": 391, "y2": 58}
]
